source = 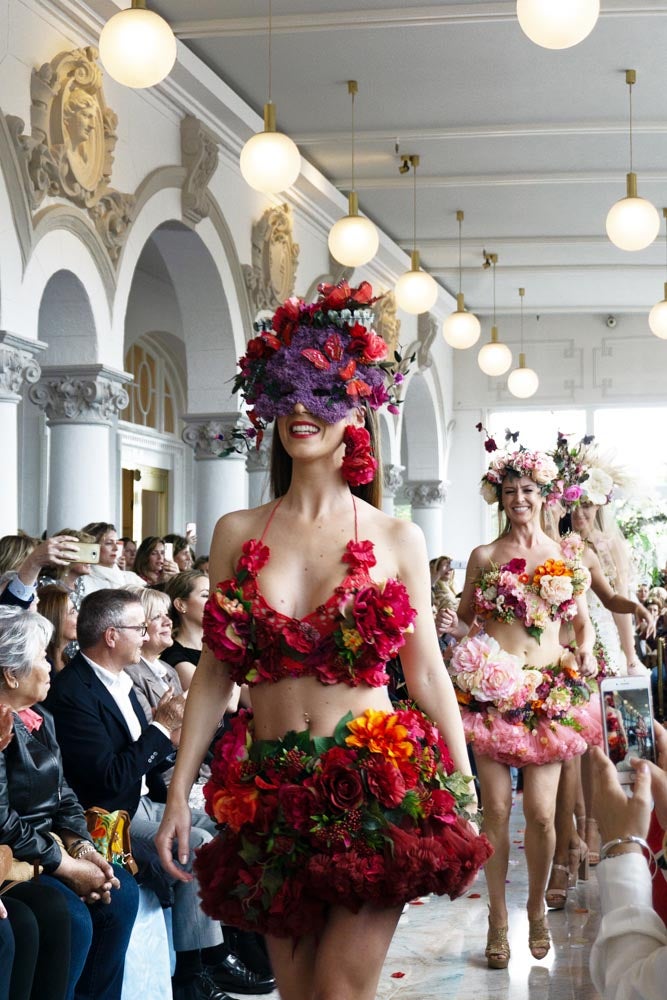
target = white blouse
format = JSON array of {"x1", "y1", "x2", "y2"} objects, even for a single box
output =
[{"x1": 590, "y1": 852, "x2": 667, "y2": 1000}]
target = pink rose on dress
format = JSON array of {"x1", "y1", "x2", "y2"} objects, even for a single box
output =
[
  {"x1": 477, "y1": 655, "x2": 523, "y2": 702},
  {"x1": 539, "y1": 574, "x2": 574, "y2": 605}
]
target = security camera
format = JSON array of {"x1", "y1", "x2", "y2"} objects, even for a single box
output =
[{"x1": 606, "y1": 315, "x2": 617, "y2": 329}]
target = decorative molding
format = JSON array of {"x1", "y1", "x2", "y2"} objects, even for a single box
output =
[
  {"x1": 246, "y1": 439, "x2": 271, "y2": 474},
  {"x1": 402, "y1": 479, "x2": 447, "y2": 508},
  {"x1": 592, "y1": 333, "x2": 667, "y2": 400},
  {"x1": 382, "y1": 463, "x2": 404, "y2": 497},
  {"x1": 242, "y1": 204, "x2": 299, "y2": 314},
  {"x1": 403, "y1": 314, "x2": 437, "y2": 373},
  {"x1": 490, "y1": 338, "x2": 583, "y2": 404},
  {"x1": 181, "y1": 412, "x2": 248, "y2": 460},
  {"x1": 0, "y1": 331, "x2": 45, "y2": 401},
  {"x1": 6, "y1": 45, "x2": 134, "y2": 263},
  {"x1": 181, "y1": 114, "x2": 219, "y2": 227},
  {"x1": 173, "y1": 3, "x2": 667, "y2": 40},
  {"x1": 374, "y1": 292, "x2": 400, "y2": 357},
  {"x1": 29, "y1": 365, "x2": 131, "y2": 425}
]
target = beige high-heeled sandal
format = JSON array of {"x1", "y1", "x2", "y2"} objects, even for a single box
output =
[
  {"x1": 545, "y1": 863, "x2": 569, "y2": 909},
  {"x1": 528, "y1": 916, "x2": 551, "y2": 961},
  {"x1": 486, "y1": 918, "x2": 510, "y2": 969},
  {"x1": 586, "y1": 818, "x2": 600, "y2": 866},
  {"x1": 568, "y1": 839, "x2": 589, "y2": 885}
]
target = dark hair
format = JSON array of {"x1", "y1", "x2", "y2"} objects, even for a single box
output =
[
  {"x1": 269, "y1": 403, "x2": 382, "y2": 509},
  {"x1": 133, "y1": 537, "x2": 163, "y2": 580},
  {"x1": 36, "y1": 585, "x2": 73, "y2": 661},
  {"x1": 77, "y1": 589, "x2": 142, "y2": 649},
  {"x1": 165, "y1": 570, "x2": 208, "y2": 632},
  {"x1": 163, "y1": 534, "x2": 191, "y2": 558},
  {"x1": 81, "y1": 522, "x2": 116, "y2": 542},
  {"x1": 193, "y1": 555, "x2": 209, "y2": 571}
]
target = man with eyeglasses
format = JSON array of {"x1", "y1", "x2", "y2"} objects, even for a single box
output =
[{"x1": 47, "y1": 589, "x2": 265, "y2": 1000}]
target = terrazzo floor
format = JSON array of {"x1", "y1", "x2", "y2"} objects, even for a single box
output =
[{"x1": 241, "y1": 793, "x2": 603, "y2": 999}]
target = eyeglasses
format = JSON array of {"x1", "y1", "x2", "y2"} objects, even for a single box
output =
[{"x1": 115, "y1": 623, "x2": 148, "y2": 637}]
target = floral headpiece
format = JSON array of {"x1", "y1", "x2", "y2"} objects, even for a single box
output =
[
  {"x1": 233, "y1": 281, "x2": 413, "y2": 445},
  {"x1": 477, "y1": 424, "x2": 561, "y2": 506},
  {"x1": 550, "y1": 433, "x2": 615, "y2": 506}
]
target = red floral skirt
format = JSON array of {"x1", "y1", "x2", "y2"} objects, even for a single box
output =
[{"x1": 194, "y1": 706, "x2": 492, "y2": 939}]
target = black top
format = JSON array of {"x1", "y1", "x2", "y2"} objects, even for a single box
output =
[{"x1": 161, "y1": 640, "x2": 200, "y2": 668}]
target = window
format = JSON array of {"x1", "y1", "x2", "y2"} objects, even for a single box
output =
[
  {"x1": 124, "y1": 342, "x2": 178, "y2": 435},
  {"x1": 488, "y1": 409, "x2": 587, "y2": 453}
]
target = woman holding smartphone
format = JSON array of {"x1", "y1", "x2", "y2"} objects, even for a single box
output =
[{"x1": 452, "y1": 443, "x2": 600, "y2": 968}]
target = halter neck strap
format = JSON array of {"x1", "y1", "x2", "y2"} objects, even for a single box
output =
[{"x1": 259, "y1": 496, "x2": 285, "y2": 543}]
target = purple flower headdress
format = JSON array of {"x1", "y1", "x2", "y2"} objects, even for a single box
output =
[{"x1": 233, "y1": 281, "x2": 413, "y2": 446}]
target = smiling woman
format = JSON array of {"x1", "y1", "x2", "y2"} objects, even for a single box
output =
[{"x1": 453, "y1": 444, "x2": 601, "y2": 969}]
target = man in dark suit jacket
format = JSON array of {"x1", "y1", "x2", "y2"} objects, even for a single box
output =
[{"x1": 48, "y1": 589, "x2": 274, "y2": 1000}]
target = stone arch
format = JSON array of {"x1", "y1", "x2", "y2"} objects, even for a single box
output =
[
  {"x1": 37, "y1": 270, "x2": 98, "y2": 365},
  {"x1": 0, "y1": 113, "x2": 32, "y2": 332},
  {"x1": 114, "y1": 171, "x2": 252, "y2": 379},
  {"x1": 400, "y1": 370, "x2": 443, "y2": 481}
]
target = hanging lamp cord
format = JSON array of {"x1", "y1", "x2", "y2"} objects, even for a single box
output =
[
  {"x1": 351, "y1": 85, "x2": 355, "y2": 192},
  {"x1": 412, "y1": 159, "x2": 417, "y2": 254},
  {"x1": 458, "y1": 215, "x2": 463, "y2": 295},
  {"x1": 268, "y1": 0, "x2": 272, "y2": 103},
  {"x1": 520, "y1": 290, "x2": 524, "y2": 353},
  {"x1": 628, "y1": 77, "x2": 633, "y2": 174}
]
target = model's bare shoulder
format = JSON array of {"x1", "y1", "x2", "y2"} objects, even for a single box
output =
[{"x1": 209, "y1": 502, "x2": 276, "y2": 578}]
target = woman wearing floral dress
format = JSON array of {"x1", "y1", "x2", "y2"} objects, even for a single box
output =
[
  {"x1": 155, "y1": 282, "x2": 491, "y2": 1000},
  {"x1": 452, "y1": 444, "x2": 600, "y2": 968}
]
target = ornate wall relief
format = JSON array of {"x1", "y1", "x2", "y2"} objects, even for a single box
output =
[
  {"x1": 374, "y1": 291, "x2": 401, "y2": 356},
  {"x1": 242, "y1": 204, "x2": 299, "y2": 313},
  {"x1": 181, "y1": 115, "x2": 219, "y2": 226},
  {"x1": 6, "y1": 46, "x2": 134, "y2": 262}
]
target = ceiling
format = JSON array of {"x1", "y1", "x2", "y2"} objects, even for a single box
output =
[{"x1": 151, "y1": 1, "x2": 667, "y2": 318}]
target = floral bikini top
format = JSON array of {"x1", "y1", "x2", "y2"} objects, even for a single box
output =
[
  {"x1": 473, "y1": 533, "x2": 591, "y2": 641},
  {"x1": 202, "y1": 497, "x2": 417, "y2": 688}
]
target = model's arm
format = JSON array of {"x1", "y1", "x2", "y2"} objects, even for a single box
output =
[
  {"x1": 584, "y1": 547, "x2": 653, "y2": 665},
  {"x1": 395, "y1": 521, "x2": 476, "y2": 801},
  {"x1": 155, "y1": 513, "x2": 239, "y2": 878},
  {"x1": 572, "y1": 591, "x2": 597, "y2": 676},
  {"x1": 452, "y1": 546, "x2": 488, "y2": 638}
]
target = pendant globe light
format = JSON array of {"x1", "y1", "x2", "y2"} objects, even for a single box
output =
[
  {"x1": 239, "y1": 0, "x2": 301, "y2": 194},
  {"x1": 517, "y1": 0, "x2": 599, "y2": 50},
  {"x1": 478, "y1": 253, "x2": 512, "y2": 377},
  {"x1": 394, "y1": 155, "x2": 438, "y2": 314},
  {"x1": 99, "y1": 0, "x2": 177, "y2": 89},
  {"x1": 606, "y1": 70, "x2": 660, "y2": 252},
  {"x1": 507, "y1": 287, "x2": 539, "y2": 398},
  {"x1": 443, "y1": 210, "x2": 481, "y2": 349},
  {"x1": 328, "y1": 81, "x2": 379, "y2": 268},
  {"x1": 649, "y1": 209, "x2": 667, "y2": 339}
]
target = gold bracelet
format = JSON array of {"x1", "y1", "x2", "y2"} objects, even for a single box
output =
[{"x1": 68, "y1": 841, "x2": 96, "y2": 860}]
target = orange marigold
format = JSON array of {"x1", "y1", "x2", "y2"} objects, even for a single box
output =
[{"x1": 345, "y1": 708, "x2": 414, "y2": 764}]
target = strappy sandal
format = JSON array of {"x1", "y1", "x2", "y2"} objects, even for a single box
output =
[
  {"x1": 586, "y1": 818, "x2": 600, "y2": 866},
  {"x1": 568, "y1": 839, "x2": 589, "y2": 885},
  {"x1": 528, "y1": 916, "x2": 551, "y2": 961},
  {"x1": 485, "y1": 918, "x2": 510, "y2": 969},
  {"x1": 545, "y1": 863, "x2": 569, "y2": 909}
]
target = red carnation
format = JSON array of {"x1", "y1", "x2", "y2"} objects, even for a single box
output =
[
  {"x1": 279, "y1": 783, "x2": 317, "y2": 832},
  {"x1": 238, "y1": 539, "x2": 270, "y2": 575},
  {"x1": 341, "y1": 426, "x2": 377, "y2": 487},
  {"x1": 342, "y1": 539, "x2": 377, "y2": 568},
  {"x1": 365, "y1": 757, "x2": 406, "y2": 807}
]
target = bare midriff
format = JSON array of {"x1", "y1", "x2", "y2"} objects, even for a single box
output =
[
  {"x1": 250, "y1": 674, "x2": 394, "y2": 741},
  {"x1": 483, "y1": 616, "x2": 564, "y2": 670}
]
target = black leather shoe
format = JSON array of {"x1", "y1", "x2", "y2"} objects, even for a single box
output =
[
  {"x1": 205, "y1": 951, "x2": 276, "y2": 995},
  {"x1": 222, "y1": 928, "x2": 273, "y2": 979},
  {"x1": 172, "y1": 970, "x2": 232, "y2": 1000}
]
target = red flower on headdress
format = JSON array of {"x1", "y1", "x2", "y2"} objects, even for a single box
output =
[
  {"x1": 349, "y1": 323, "x2": 388, "y2": 363},
  {"x1": 272, "y1": 297, "x2": 301, "y2": 342}
]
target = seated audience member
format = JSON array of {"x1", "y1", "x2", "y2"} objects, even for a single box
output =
[
  {"x1": 0, "y1": 534, "x2": 80, "y2": 610},
  {"x1": 117, "y1": 538, "x2": 137, "y2": 573},
  {"x1": 589, "y1": 727, "x2": 667, "y2": 1000},
  {"x1": 124, "y1": 587, "x2": 184, "y2": 726},
  {"x1": 37, "y1": 586, "x2": 78, "y2": 675},
  {"x1": 79, "y1": 524, "x2": 145, "y2": 595},
  {"x1": 192, "y1": 555, "x2": 209, "y2": 574},
  {"x1": 162, "y1": 571, "x2": 209, "y2": 690},
  {"x1": 47, "y1": 589, "x2": 274, "y2": 1000},
  {"x1": 133, "y1": 537, "x2": 179, "y2": 587},
  {"x1": 163, "y1": 535, "x2": 194, "y2": 573},
  {"x1": 0, "y1": 607, "x2": 138, "y2": 1000},
  {"x1": 38, "y1": 528, "x2": 97, "y2": 607}
]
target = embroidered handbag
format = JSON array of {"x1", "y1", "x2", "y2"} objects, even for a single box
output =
[{"x1": 84, "y1": 807, "x2": 139, "y2": 875}]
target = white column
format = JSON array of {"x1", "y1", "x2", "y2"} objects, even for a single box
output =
[
  {"x1": 381, "y1": 463, "x2": 404, "y2": 516},
  {"x1": 246, "y1": 435, "x2": 272, "y2": 509},
  {"x1": 29, "y1": 366, "x2": 130, "y2": 533},
  {"x1": 403, "y1": 480, "x2": 448, "y2": 559},
  {"x1": 182, "y1": 413, "x2": 250, "y2": 554},
  {"x1": 0, "y1": 333, "x2": 43, "y2": 534}
]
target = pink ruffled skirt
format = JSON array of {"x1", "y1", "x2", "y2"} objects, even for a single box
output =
[{"x1": 462, "y1": 697, "x2": 602, "y2": 767}]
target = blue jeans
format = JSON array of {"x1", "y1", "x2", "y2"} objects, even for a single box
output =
[{"x1": 41, "y1": 865, "x2": 139, "y2": 1000}]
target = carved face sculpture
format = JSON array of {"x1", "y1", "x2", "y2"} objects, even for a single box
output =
[{"x1": 64, "y1": 88, "x2": 97, "y2": 153}]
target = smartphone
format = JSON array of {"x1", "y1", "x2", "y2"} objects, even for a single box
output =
[
  {"x1": 600, "y1": 675, "x2": 656, "y2": 783},
  {"x1": 163, "y1": 542, "x2": 174, "y2": 563},
  {"x1": 185, "y1": 522, "x2": 196, "y2": 539},
  {"x1": 72, "y1": 543, "x2": 100, "y2": 564}
]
